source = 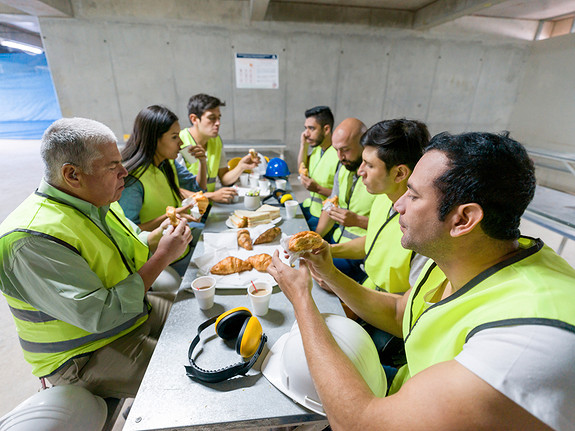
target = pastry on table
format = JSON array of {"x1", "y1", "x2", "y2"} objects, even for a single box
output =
[
  {"x1": 246, "y1": 254, "x2": 272, "y2": 272},
  {"x1": 288, "y1": 231, "x2": 323, "y2": 252},
  {"x1": 253, "y1": 226, "x2": 281, "y2": 245},
  {"x1": 166, "y1": 206, "x2": 178, "y2": 227},
  {"x1": 210, "y1": 256, "x2": 253, "y2": 275},
  {"x1": 237, "y1": 229, "x2": 253, "y2": 250},
  {"x1": 299, "y1": 162, "x2": 309, "y2": 177}
]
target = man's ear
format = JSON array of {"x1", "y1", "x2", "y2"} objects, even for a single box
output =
[
  {"x1": 393, "y1": 164, "x2": 412, "y2": 183},
  {"x1": 449, "y1": 203, "x2": 483, "y2": 237},
  {"x1": 323, "y1": 124, "x2": 331, "y2": 135},
  {"x1": 61, "y1": 164, "x2": 81, "y2": 188},
  {"x1": 189, "y1": 113, "x2": 199, "y2": 125}
]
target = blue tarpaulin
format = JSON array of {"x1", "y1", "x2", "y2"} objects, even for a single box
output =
[{"x1": 0, "y1": 53, "x2": 61, "y2": 139}]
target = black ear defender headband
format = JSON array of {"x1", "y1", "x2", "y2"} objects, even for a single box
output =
[{"x1": 185, "y1": 307, "x2": 268, "y2": 383}]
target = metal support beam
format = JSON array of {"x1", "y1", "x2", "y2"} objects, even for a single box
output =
[
  {"x1": 250, "y1": 0, "x2": 270, "y2": 22},
  {"x1": 0, "y1": 0, "x2": 72, "y2": 17},
  {"x1": 413, "y1": 0, "x2": 508, "y2": 30}
]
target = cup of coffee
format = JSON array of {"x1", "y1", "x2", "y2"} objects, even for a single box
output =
[
  {"x1": 284, "y1": 200, "x2": 298, "y2": 219},
  {"x1": 247, "y1": 281, "x2": 273, "y2": 316},
  {"x1": 240, "y1": 173, "x2": 250, "y2": 187},
  {"x1": 179, "y1": 148, "x2": 197, "y2": 166},
  {"x1": 191, "y1": 276, "x2": 216, "y2": 310},
  {"x1": 249, "y1": 173, "x2": 260, "y2": 188}
]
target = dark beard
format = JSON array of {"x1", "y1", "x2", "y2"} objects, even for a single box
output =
[{"x1": 343, "y1": 158, "x2": 362, "y2": 172}]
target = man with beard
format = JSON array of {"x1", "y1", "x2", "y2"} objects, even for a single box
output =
[
  {"x1": 268, "y1": 131, "x2": 575, "y2": 430},
  {"x1": 298, "y1": 106, "x2": 340, "y2": 231},
  {"x1": 315, "y1": 118, "x2": 374, "y2": 282}
]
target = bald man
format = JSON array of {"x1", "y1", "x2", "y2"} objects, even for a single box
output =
[{"x1": 315, "y1": 118, "x2": 375, "y2": 282}]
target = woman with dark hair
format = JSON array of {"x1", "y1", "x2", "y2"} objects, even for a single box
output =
[{"x1": 119, "y1": 105, "x2": 207, "y2": 232}]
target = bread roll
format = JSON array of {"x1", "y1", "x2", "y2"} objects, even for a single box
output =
[
  {"x1": 166, "y1": 206, "x2": 178, "y2": 227},
  {"x1": 246, "y1": 253, "x2": 272, "y2": 272},
  {"x1": 210, "y1": 256, "x2": 253, "y2": 275}
]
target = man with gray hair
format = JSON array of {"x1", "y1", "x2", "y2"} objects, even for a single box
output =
[{"x1": 0, "y1": 118, "x2": 191, "y2": 398}]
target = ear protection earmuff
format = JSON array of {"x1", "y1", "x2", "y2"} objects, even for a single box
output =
[{"x1": 185, "y1": 307, "x2": 267, "y2": 383}]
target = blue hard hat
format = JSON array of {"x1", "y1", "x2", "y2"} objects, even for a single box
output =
[{"x1": 265, "y1": 157, "x2": 291, "y2": 177}]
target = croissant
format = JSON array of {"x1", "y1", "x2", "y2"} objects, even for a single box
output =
[
  {"x1": 237, "y1": 229, "x2": 253, "y2": 250},
  {"x1": 190, "y1": 191, "x2": 210, "y2": 214},
  {"x1": 246, "y1": 254, "x2": 272, "y2": 272},
  {"x1": 299, "y1": 162, "x2": 309, "y2": 177},
  {"x1": 210, "y1": 256, "x2": 253, "y2": 275},
  {"x1": 166, "y1": 206, "x2": 178, "y2": 227},
  {"x1": 253, "y1": 227, "x2": 281, "y2": 245},
  {"x1": 249, "y1": 148, "x2": 258, "y2": 162},
  {"x1": 288, "y1": 231, "x2": 323, "y2": 252},
  {"x1": 322, "y1": 195, "x2": 339, "y2": 208}
]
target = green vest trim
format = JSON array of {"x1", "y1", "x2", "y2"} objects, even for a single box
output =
[
  {"x1": 395, "y1": 237, "x2": 575, "y2": 393},
  {"x1": 0, "y1": 192, "x2": 150, "y2": 377},
  {"x1": 361, "y1": 195, "x2": 414, "y2": 293},
  {"x1": 179, "y1": 129, "x2": 222, "y2": 192},
  {"x1": 131, "y1": 161, "x2": 181, "y2": 225},
  {"x1": 331, "y1": 166, "x2": 374, "y2": 243},
  {"x1": 302, "y1": 146, "x2": 339, "y2": 218}
]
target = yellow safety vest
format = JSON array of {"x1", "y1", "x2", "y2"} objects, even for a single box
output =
[
  {"x1": 389, "y1": 238, "x2": 575, "y2": 394},
  {"x1": 131, "y1": 161, "x2": 181, "y2": 225},
  {"x1": 331, "y1": 165, "x2": 374, "y2": 243},
  {"x1": 362, "y1": 194, "x2": 414, "y2": 293},
  {"x1": 0, "y1": 193, "x2": 150, "y2": 377},
  {"x1": 302, "y1": 145, "x2": 339, "y2": 218},
  {"x1": 179, "y1": 128, "x2": 222, "y2": 192}
]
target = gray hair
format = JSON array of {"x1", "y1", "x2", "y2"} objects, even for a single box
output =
[{"x1": 41, "y1": 118, "x2": 117, "y2": 184}]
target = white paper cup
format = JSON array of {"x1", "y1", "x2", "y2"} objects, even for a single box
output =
[
  {"x1": 284, "y1": 200, "x2": 298, "y2": 219},
  {"x1": 275, "y1": 179, "x2": 287, "y2": 190},
  {"x1": 179, "y1": 148, "x2": 197, "y2": 166},
  {"x1": 249, "y1": 173, "x2": 260, "y2": 188},
  {"x1": 248, "y1": 281, "x2": 272, "y2": 316},
  {"x1": 244, "y1": 194, "x2": 261, "y2": 210},
  {"x1": 258, "y1": 179, "x2": 270, "y2": 195},
  {"x1": 240, "y1": 173, "x2": 250, "y2": 187},
  {"x1": 192, "y1": 276, "x2": 216, "y2": 310}
]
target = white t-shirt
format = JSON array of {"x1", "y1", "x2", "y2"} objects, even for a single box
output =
[{"x1": 455, "y1": 325, "x2": 575, "y2": 431}]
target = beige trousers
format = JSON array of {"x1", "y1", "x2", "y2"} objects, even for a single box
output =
[{"x1": 46, "y1": 291, "x2": 174, "y2": 399}]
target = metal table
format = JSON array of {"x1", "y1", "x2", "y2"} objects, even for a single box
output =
[{"x1": 124, "y1": 199, "x2": 342, "y2": 430}]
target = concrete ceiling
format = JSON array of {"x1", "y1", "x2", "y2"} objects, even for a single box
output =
[{"x1": 2, "y1": 0, "x2": 575, "y2": 51}]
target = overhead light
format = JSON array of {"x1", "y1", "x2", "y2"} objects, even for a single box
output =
[{"x1": 0, "y1": 40, "x2": 43, "y2": 55}]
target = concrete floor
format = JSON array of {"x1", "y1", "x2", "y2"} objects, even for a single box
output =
[{"x1": 0, "y1": 139, "x2": 574, "y2": 428}]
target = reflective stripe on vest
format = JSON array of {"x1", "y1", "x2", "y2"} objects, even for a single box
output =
[
  {"x1": 392, "y1": 238, "x2": 575, "y2": 394},
  {"x1": 361, "y1": 194, "x2": 413, "y2": 293},
  {"x1": 131, "y1": 161, "x2": 181, "y2": 224},
  {"x1": 302, "y1": 145, "x2": 339, "y2": 218},
  {"x1": 0, "y1": 193, "x2": 150, "y2": 377},
  {"x1": 331, "y1": 167, "x2": 375, "y2": 243},
  {"x1": 180, "y1": 129, "x2": 222, "y2": 192}
]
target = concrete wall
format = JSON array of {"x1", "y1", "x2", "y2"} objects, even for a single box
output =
[
  {"x1": 508, "y1": 33, "x2": 575, "y2": 193},
  {"x1": 39, "y1": 0, "x2": 530, "y2": 169}
]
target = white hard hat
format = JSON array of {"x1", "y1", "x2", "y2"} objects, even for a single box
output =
[
  {"x1": 0, "y1": 385, "x2": 107, "y2": 431},
  {"x1": 261, "y1": 313, "x2": 386, "y2": 416}
]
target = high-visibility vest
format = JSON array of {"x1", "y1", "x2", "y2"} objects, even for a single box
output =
[
  {"x1": 302, "y1": 145, "x2": 339, "y2": 218},
  {"x1": 331, "y1": 165, "x2": 375, "y2": 243},
  {"x1": 361, "y1": 194, "x2": 414, "y2": 293},
  {"x1": 131, "y1": 161, "x2": 181, "y2": 225},
  {"x1": 179, "y1": 128, "x2": 222, "y2": 192},
  {"x1": 389, "y1": 237, "x2": 575, "y2": 395},
  {"x1": 0, "y1": 193, "x2": 150, "y2": 377},
  {"x1": 130, "y1": 161, "x2": 190, "y2": 263}
]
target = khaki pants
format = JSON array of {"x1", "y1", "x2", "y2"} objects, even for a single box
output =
[{"x1": 47, "y1": 291, "x2": 174, "y2": 399}]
